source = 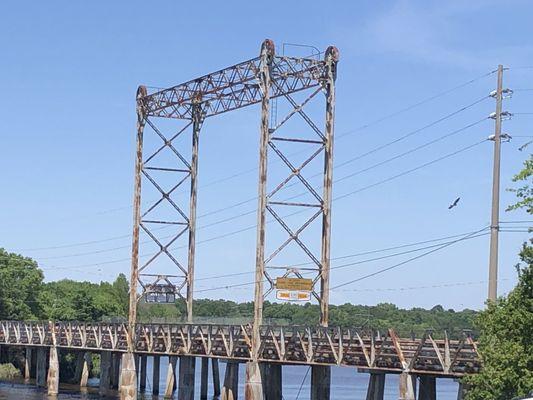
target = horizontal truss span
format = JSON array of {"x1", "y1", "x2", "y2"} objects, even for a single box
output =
[
  {"x1": 140, "y1": 56, "x2": 328, "y2": 119},
  {"x1": 0, "y1": 321, "x2": 480, "y2": 377}
]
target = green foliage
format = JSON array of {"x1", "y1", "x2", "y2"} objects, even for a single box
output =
[
  {"x1": 38, "y1": 274, "x2": 129, "y2": 321},
  {"x1": 137, "y1": 298, "x2": 476, "y2": 337},
  {"x1": 465, "y1": 157, "x2": 533, "y2": 399},
  {"x1": 0, "y1": 249, "x2": 44, "y2": 320},
  {"x1": 0, "y1": 363, "x2": 21, "y2": 380},
  {"x1": 464, "y1": 245, "x2": 533, "y2": 399},
  {"x1": 506, "y1": 154, "x2": 533, "y2": 214}
]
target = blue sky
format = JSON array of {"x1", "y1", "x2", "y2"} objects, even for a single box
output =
[{"x1": 1, "y1": 0, "x2": 532, "y2": 310}]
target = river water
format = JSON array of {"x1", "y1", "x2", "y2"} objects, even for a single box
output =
[{"x1": 0, "y1": 358, "x2": 459, "y2": 399}]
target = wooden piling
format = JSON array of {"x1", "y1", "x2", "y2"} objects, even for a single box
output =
[
  {"x1": 311, "y1": 365, "x2": 331, "y2": 400},
  {"x1": 178, "y1": 356, "x2": 196, "y2": 400},
  {"x1": 164, "y1": 355, "x2": 178, "y2": 398},
  {"x1": 99, "y1": 351, "x2": 112, "y2": 396},
  {"x1": 262, "y1": 363, "x2": 282, "y2": 400},
  {"x1": 153, "y1": 355, "x2": 161, "y2": 395},
  {"x1": 366, "y1": 373, "x2": 385, "y2": 400},
  {"x1": 418, "y1": 376, "x2": 436, "y2": 400},
  {"x1": 111, "y1": 352, "x2": 120, "y2": 389},
  {"x1": 221, "y1": 361, "x2": 239, "y2": 400},
  {"x1": 24, "y1": 347, "x2": 32, "y2": 381},
  {"x1": 139, "y1": 355, "x2": 147, "y2": 391},
  {"x1": 200, "y1": 358, "x2": 209, "y2": 400},
  {"x1": 457, "y1": 381, "x2": 467, "y2": 400},
  {"x1": 212, "y1": 358, "x2": 221, "y2": 397},
  {"x1": 36, "y1": 347, "x2": 47, "y2": 388}
]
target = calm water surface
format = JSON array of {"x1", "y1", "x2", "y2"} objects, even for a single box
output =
[{"x1": 0, "y1": 358, "x2": 459, "y2": 399}]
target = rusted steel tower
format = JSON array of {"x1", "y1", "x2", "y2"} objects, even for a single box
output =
[{"x1": 125, "y1": 39, "x2": 338, "y2": 399}]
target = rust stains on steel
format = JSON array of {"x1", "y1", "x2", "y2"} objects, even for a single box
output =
[{"x1": 0, "y1": 321, "x2": 481, "y2": 378}]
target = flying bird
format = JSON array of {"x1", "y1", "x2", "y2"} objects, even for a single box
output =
[{"x1": 448, "y1": 197, "x2": 461, "y2": 210}]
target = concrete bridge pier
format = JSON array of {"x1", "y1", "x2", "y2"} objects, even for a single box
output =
[
  {"x1": 222, "y1": 361, "x2": 239, "y2": 400},
  {"x1": 152, "y1": 355, "x2": 161, "y2": 395},
  {"x1": 47, "y1": 346, "x2": 59, "y2": 395},
  {"x1": 399, "y1": 372, "x2": 417, "y2": 400},
  {"x1": 99, "y1": 351, "x2": 112, "y2": 396},
  {"x1": 261, "y1": 363, "x2": 282, "y2": 400},
  {"x1": 119, "y1": 352, "x2": 137, "y2": 400},
  {"x1": 164, "y1": 355, "x2": 178, "y2": 398},
  {"x1": 178, "y1": 356, "x2": 196, "y2": 400},
  {"x1": 311, "y1": 365, "x2": 331, "y2": 400},
  {"x1": 418, "y1": 376, "x2": 436, "y2": 400},
  {"x1": 80, "y1": 352, "x2": 92, "y2": 387},
  {"x1": 139, "y1": 355, "x2": 147, "y2": 391},
  {"x1": 35, "y1": 347, "x2": 48, "y2": 388},
  {"x1": 245, "y1": 360, "x2": 263, "y2": 400},
  {"x1": 365, "y1": 372, "x2": 385, "y2": 400},
  {"x1": 212, "y1": 358, "x2": 221, "y2": 397},
  {"x1": 73, "y1": 351, "x2": 92, "y2": 387}
]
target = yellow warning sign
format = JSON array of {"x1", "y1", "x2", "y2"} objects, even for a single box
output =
[
  {"x1": 276, "y1": 290, "x2": 311, "y2": 302},
  {"x1": 275, "y1": 277, "x2": 313, "y2": 291}
]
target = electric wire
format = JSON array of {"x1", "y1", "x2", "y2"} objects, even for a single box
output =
[
  {"x1": 13, "y1": 71, "x2": 495, "y2": 238},
  {"x1": 193, "y1": 229, "x2": 487, "y2": 293},
  {"x1": 330, "y1": 228, "x2": 488, "y2": 290},
  {"x1": 35, "y1": 118, "x2": 488, "y2": 261},
  {"x1": 40, "y1": 138, "x2": 489, "y2": 272}
]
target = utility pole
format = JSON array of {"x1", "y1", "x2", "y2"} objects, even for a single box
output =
[{"x1": 488, "y1": 65, "x2": 504, "y2": 302}]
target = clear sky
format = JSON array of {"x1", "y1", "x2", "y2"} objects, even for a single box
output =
[{"x1": 1, "y1": 0, "x2": 532, "y2": 311}]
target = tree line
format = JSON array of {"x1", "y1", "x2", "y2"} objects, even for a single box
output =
[{"x1": 0, "y1": 248, "x2": 477, "y2": 339}]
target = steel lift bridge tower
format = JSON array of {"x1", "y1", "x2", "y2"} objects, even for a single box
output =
[{"x1": 122, "y1": 39, "x2": 338, "y2": 399}]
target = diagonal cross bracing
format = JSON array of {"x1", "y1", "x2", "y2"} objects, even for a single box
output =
[{"x1": 139, "y1": 56, "x2": 328, "y2": 119}]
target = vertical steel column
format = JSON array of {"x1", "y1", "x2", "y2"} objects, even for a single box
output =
[
  {"x1": 319, "y1": 46, "x2": 338, "y2": 327},
  {"x1": 121, "y1": 85, "x2": 146, "y2": 400},
  {"x1": 248, "y1": 39, "x2": 274, "y2": 400},
  {"x1": 128, "y1": 85, "x2": 147, "y2": 338},
  {"x1": 186, "y1": 101, "x2": 203, "y2": 323},
  {"x1": 488, "y1": 65, "x2": 503, "y2": 302}
]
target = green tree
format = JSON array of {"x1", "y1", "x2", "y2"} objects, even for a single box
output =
[
  {"x1": 506, "y1": 154, "x2": 533, "y2": 214},
  {"x1": 464, "y1": 154, "x2": 533, "y2": 399},
  {"x1": 0, "y1": 249, "x2": 43, "y2": 319}
]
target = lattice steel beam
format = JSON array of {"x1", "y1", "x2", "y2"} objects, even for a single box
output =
[{"x1": 139, "y1": 56, "x2": 328, "y2": 119}]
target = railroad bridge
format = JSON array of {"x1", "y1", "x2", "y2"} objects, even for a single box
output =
[
  {"x1": 0, "y1": 321, "x2": 480, "y2": 399},
  {"x1": 1, "y1": 39, "x2": 484, "y2": 400}
]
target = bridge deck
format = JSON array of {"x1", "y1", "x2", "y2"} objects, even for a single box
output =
[{"x1": 0, "y1": 321, "x2": 480, "y2": 378}]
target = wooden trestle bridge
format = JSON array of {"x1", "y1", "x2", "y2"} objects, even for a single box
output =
[{"x1": 0, "y1": 321, "x2": 480, "y2": 399}]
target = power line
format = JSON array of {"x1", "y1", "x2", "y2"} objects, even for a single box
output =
[
  {"x1": 39, "y1": 136, "x2": 489, "y2": 269},
  {"x1": 333, "y1": 278, "x2": 511, "y2": 293},
  {"x1": 195, "y1": 231, "x2": 490, "y2": 283},
  {"x1": 279, "y1": 230, "x2": 491, "y2": 269},
  {"x1": 333, "y1": 118, "x2": 488, "y2": 185},
  {"x1": 333, "y1": 138, "x2": 487, "y2": 202},
  {"x1": 15, "y1": 72, "x2": 495, "y2": 232},
  {"x1": 335, "y1": 70, "x2": 494, "y2": 140},
  {"x1": 330, "y1": 228, "x2": 488, "y2": 290},
  {"x1": 334, "y1": 96, "x2": 489, "y2": 171},
  {"x1": 328, "y1": 232, "x2": 489, "y2": 273},
  {"x1": 18, "y1": 112, "x2": 488, "y2": 256},
  {"x1": 193, "y1": 229, "x2": 488, "y2": 293}
]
